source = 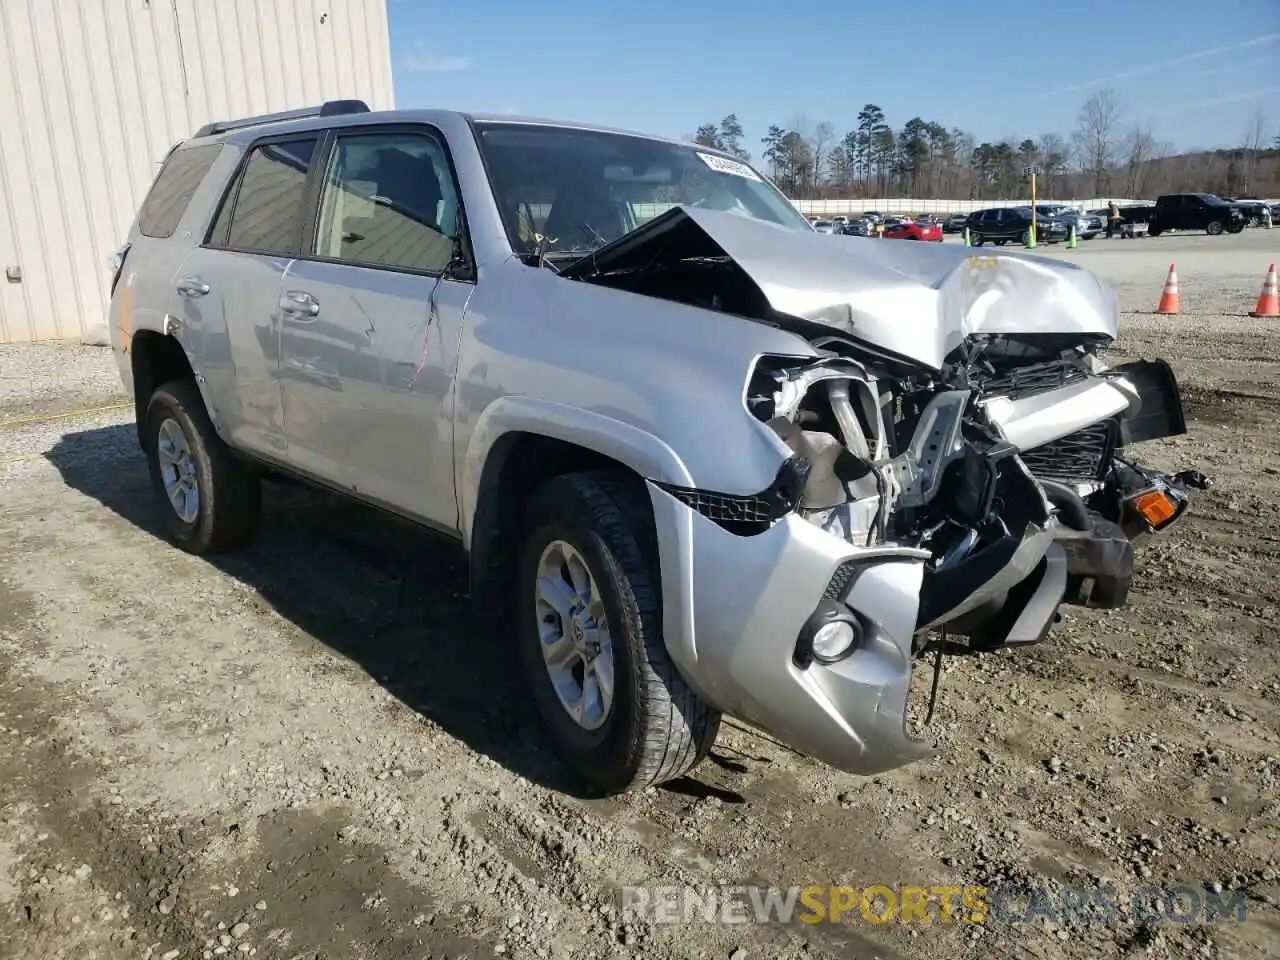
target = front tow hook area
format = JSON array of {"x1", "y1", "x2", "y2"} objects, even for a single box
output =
[{"x1": 1058, "y1": 516, "x2": 1135, "y2": 609}]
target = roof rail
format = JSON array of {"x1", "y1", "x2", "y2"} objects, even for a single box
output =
[{"x1": 192, "y1": 99, "x2": 370, "y2": 139}]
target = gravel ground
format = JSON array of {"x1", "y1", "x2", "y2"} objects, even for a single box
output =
[{"x1": 1, "y1": 228, "x2": 1278, "y2": 960}]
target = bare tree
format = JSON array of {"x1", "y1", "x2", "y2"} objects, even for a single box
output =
[
  {"x1": 1241, "y1": 107, "x2": 1266, "y2": 194},
  {"x1": 811, "y1": 121, "x2": 835, "y2": 191},
  {"x1": 1074, "y1": 89, "x2": 1122, "y2": 195},
  {"x1": 1122, "y1": 125, "x2": 1157, "y2": 198}
]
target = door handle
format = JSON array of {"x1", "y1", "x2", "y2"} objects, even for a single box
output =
[
  {"x1": 176, "y1": 276, "x2": 210, "y2": 297},
  {"x1": 280, "y1": 290, "x2": 320, "y2": 321}
]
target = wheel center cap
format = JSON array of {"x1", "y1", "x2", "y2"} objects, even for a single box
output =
[{"x1": 569, "y1": 618, "x2": 585, "y2": 647}]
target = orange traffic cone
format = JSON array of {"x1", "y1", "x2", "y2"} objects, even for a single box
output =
[
  {"x1": 1156, "y1": 263, "x2": 1179, "y2": 315},
  {"x1": 1249, "y1": 263, "x2": 1279, "y2": 318}
]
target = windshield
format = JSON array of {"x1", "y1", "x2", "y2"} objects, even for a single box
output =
[{"x1": 473, "y1": 122, "x2": 813, "y2": 258}]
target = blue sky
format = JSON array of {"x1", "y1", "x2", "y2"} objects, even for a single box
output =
[{"x1": 387, "y1": 0, "x2": 1279, "y2": 156}]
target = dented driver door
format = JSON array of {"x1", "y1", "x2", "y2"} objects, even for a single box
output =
[{"x1": 277, "y1": 125, "x2": 473, "y2": 534}]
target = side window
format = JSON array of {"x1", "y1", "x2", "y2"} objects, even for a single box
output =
[
  {"x1": 312, "y1": 130, "x2": 463, "y2": 274},
  {"x1": 136, "y1": 143, "x2": 223, "y2": 238},
  {"x1": 210, "y1": 137, "x2": 318, "y2": 255}
]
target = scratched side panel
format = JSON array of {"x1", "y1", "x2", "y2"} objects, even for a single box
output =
[{"x1": 276, "y1": 259, "x2": 468, "y2": 532}]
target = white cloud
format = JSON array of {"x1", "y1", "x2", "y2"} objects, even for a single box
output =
[
  {"x1": 400, "y1": 48, "x2": 471, "y2": 73},
  {"x1": 1145, "y1": 87, "x2": 1280, "y2": 117},
  {"x1": 1033, "y1": 33, "x2": 1280, "y2": 100}
]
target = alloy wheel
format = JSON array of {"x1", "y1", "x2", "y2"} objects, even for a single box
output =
[
  {"x1": 533, "y1": 539, "x2": 615, "y2": 731},
  {"x1": 156, "y1": 418, "x2": 200, "y2": 524}
]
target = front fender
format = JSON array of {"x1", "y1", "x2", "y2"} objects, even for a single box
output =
[{"x1": 459, "y1": 396, "x2": 695, "y2": 550}]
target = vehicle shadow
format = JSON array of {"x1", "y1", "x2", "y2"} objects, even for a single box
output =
[{"x1": 45, "y1": 424, "x2": 646, "y2": 799}]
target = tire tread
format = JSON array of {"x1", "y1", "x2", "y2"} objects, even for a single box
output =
[
  {"x1": 145, "y1": 378, "x2": 260, "y2": 555},
  {"x1": 527, "y1": 470, "x2": 720, "y2": 791}
]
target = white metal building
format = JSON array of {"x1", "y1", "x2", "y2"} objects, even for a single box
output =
[{"x1": 0, "y1": 0, "x2": 394, "y2": 344}]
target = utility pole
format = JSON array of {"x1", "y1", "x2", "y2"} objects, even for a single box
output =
[{"x1": 1023, "y1": 164, "x2": 1043, "y2": 248}]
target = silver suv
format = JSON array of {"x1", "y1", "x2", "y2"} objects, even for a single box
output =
[{"x1": 110, "y1": 101, "x2": 1202, "y2": 796}]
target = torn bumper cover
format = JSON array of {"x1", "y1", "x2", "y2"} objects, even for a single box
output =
[
  {"x1": 649, "y1": 481, "x2": 937, "y2": 775},
  {"x1": 648, "y1": 477, "x2": 1069, "y2": 775}
]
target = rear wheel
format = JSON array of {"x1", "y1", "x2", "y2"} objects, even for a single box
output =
[
  {"x1": 516, "y1": 471, "x2": 720, "y2": 795},
  {"x1": 143, "y1": 380, "x2": 261, "y2": 555}
]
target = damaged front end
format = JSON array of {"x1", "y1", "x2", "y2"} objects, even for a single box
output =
[
  {"x1": 746, "y1": 345, "x2": 1204, "y2": 660},
  {"x1": 563, "y1": 203, "x2": 1205, "y2": 773}
]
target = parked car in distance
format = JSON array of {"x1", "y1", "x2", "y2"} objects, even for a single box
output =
[
  {"x1": 882, "y1": 217, "x2": 943, "y2": 241},
  {"x1": 108, "y1": 99, "x2": 1202, "y2": 798},
  {"x1": 1227, "y1": 199, "x2": 1270, "y2": 226},
  {"x1": 1033, "y1": 204, "x2": 1101, "y2": 240},
  {"x1": 841, "y1": 218, "x2": 873, "y2": 237},
  {"x1": 965, "y1": 206, "x2": 1067, "y2": 246},
  {"x1": 942, "y1": 213, "x2": 969, "y2": 234},
  {"x1": 812, "y1": 219, "x2": 839, "y2": 234},
  {"x1": 1117, "y1": 194, "x2": 1247, "y2": 236}
]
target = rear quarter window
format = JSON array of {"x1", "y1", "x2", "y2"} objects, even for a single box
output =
[{"x1": 136, "y1": 143, "x2": 223, "y2": 239}]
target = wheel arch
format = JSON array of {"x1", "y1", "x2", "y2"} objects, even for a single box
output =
[
  {"x1": 130, "y1": 330, "x2": 194, "y2": 449},
  {"x1": 462, "y1": 399, "x2": 694, "y2": 616}
]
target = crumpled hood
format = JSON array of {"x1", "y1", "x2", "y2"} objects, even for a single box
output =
[{"x1": 562, "y1": 206, "x2": 1119, "y2": 370}]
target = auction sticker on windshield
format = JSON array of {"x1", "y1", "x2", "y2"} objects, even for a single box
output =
[{"x1": 697, "y1": 152, "x2": 762, "y2": 181}]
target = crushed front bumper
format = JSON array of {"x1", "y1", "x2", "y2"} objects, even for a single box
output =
[
  {"x1": 647, "y1": 483, "x2": 1067, "y2": 775},
  {"x1": 649, "y1": 483, "x2": 934, "y2": 774}
]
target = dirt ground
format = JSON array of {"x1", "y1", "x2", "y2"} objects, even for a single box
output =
[{"x1": 1, "y1": 229, "x2": 1277, "y2": 960}]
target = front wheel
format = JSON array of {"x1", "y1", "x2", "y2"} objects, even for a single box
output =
[
  {"x1": 1206, "y1": 220, "x2": 1224, "y2": 235},
  {"x1": 516, "y1": 471, "x2": 720, "y2": 795},
  {"x1": 143, "y1": 380, "x2": 261, "y2": 555}
]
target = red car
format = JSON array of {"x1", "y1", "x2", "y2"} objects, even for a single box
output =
[{"x1": 881, "y1": 218, "x2": 943, "y2": 241}]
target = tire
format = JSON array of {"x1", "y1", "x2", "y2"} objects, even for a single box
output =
[
  {"x1": 143, "y1": 379, "x2": 261, "y2": 555},
  {"x1": 1206, "y1": 220, "x2": 1224, "y2": 236},
  {"x1": 516, "y1": 471, "x2": 720, "y2": 795},
  {"x1": 971, "y1": 235, "x2": 984, "y2": 246},
  {"x1": 1020, "y1": 229, "x2": 1031, "y2": 245}
]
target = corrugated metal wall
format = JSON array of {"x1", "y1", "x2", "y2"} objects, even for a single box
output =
[{"x1": 0, "y1": 0, "x2": 394, "y2": 344}]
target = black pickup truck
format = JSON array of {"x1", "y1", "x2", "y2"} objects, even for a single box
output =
[{"x1": 1119, "y1": 193, "x2": 1247, "y2": 236}]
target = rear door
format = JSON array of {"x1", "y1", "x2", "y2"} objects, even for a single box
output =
[
  {"x1": 277, "y1": 124, "x2": 474, "y2": 531},
  {"x1": 111, "y1": 141, "x2": 224, "y2": 361},
  {"x1": 177, "y1": 134, "x2": 321, "y2": 459}
]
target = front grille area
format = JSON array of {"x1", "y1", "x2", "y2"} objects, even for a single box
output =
[
  {"x1": 978, "y1": 360, "x2": 1088, "y2": 399},
  {"x1": 1019, "y1": 420, "x2": 1117, "y2": 483},
  {"x1": 666, "y1": 488, "x2": 774, "y2": 526}
]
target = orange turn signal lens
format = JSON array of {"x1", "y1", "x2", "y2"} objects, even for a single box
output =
[{"x1": 1132, "y1": 490, "x2": 1178, "y2": 527}]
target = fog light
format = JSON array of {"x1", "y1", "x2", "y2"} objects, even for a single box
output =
[
  {"x1": 812, "y1": 620, "x2": 858, "y2": 662},
  {"x1": 794, "y1": 599, "x2": 866, "y2": 668}
]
